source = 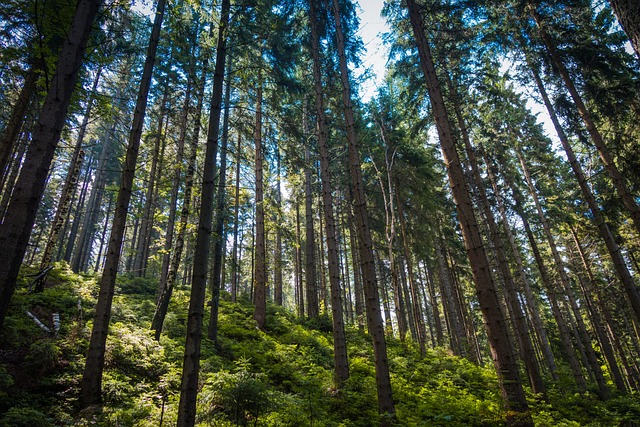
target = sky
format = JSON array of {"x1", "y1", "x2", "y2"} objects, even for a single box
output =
[{"x1": 354, "y1": 0, "x2": 390, "y2": 102}]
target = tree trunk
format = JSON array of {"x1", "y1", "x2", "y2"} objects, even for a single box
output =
[
  {"x1": 0, "y1": 66, "x2": 39, "y2": 182},
  {"x1": 151, "y1": 38, "x2": 208, "y2": 340},
  {"x1": 531, "y1": 8, "x2": 640, "y2": 239},
  {"x1": 208, "y1": 58, "x2": 233, "y2": 342},
  {"x1": 516, "y1": 147, "x2": 610, "y2": 399},
  {"x1": 274, "y1": 148, "x2": 283, "y2": 306},
  {"x1": 40, "y1": 67, "x2": 102, "y2": 270},
  {"x1": 303, "y1": 101, "x2": 319, "y2": 319},
  {"x1": 406, "y1": 1, "x2": 531, "y2": 423},
  {"x1": 309, "y1": 0, "x2": 349, "y2": 383},
  {"x1": 231, "y1": 135, "x2": 242, "y2": 303},
  {"x1": 331, "y1": 0, "x2": 395, "y2": 421},
  {"x1": 608, "y1": 0, "x2": 640, "y2": 59},
  {"x1": 527, "y1": 60, "x2": 640, "y2": 325},
  {"x1": 79, "y1": 0, "x2": 166, "y2": 407},
  {"x1": 176, "y1": 0, "x2": 229, "y2": 423}
]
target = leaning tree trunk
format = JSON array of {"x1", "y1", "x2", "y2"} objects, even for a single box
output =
[
  {"x1": 0, "y1": 64, "x2": 39, "y2": 182},
  {"x1": 527, "y1": 59, "x2": 640, "y2": 325},
  {"x1": 406, "y1": 0, "x2": 532, "y2": 423},
  {"x1": 79, "y1": 0, "x2": 166, "y2": 407},
  {"x1": 0, "y1": 0, "x2": 103, "y2": 331},
  {"x1": 40, "y1": 66, "x2": 102, "y2": 271},
  {"x1": 309, "y1": 0, "x2": 349, "y2": 384},
  {"x1": 330, "y1": 0, "x2": 396, "y2": 422},
  {"x1": 608, "y1": 0, "x2": 640, "y2": 59},
  {"x1": 177, "y1": 0, "x2": 229, "y2": 423},
  {"x1": 531, "y1": 8, "x2": 640, "y2": 240}
]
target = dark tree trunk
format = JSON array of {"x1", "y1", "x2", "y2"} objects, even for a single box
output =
[
  {"x1": 0, "y1": 0, "x2": 103, "y2": 330},
  {"x1": 177, "y1": 0, "x2": 229, "y2": 423},
  {"x1": 80, "y1": 0, "x2": 166, "y2": 407},
  {"x1": 231, "y1": 135, "x2": 242, "y2": 303},
  {"x1": 608, "y1": 0, "x2": 640, "y2": 59},
  {"x1": 309, "y1": 0, "x2": 349, "y2": 383},
  {"x1": 331, "y1": 0, "x2": 396, "y2": 421},
  {"x1": 406, "y1": 1, "x2": 531, "y2": 423},
  {"x1": 303, "y1": 102, "x2": 319, "y2": 318}
]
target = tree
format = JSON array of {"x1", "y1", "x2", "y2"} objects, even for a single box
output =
[
  {"x1": 405, "y1": 0, "x2": 532, "y2": 424},
  {"x1": 0, "y1": 0, "x2": 103, "y2": 330},
  {"x1": 609, "y1": 0, "x2": 640, "y2": 59},
  {"x1": 80, "y1": 0, "x2": 167, "y2": 407}
]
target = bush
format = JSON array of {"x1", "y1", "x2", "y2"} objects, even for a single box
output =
[{"x1": 0, "y1": 407, "x2": 53, "y2": 427}]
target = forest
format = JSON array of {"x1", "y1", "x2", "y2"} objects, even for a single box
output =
[{"x1": 1, "y1": 0, "x2": 640, "y2": 425}]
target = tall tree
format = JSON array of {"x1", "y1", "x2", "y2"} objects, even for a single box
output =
[
  {"x1": 0, "y1": 0, "x2": 103, "y2": 330},
  {"x1": 79, "y1": 0, "x2": 167, "y2": 407},
  {"x1": 330, "y1": 0, "x2": 396, "y2": 422},
  {"x1": 405, "y1": 0, "x2": 532, "y2": 424},
  {"x1": 176, "y1": 0, "x2": 230, "y2": 423}
]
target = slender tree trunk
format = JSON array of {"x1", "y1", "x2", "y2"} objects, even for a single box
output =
[
  {"x1": 72, "y1": 122, "x2": 115, "y2": 272},
  {"x1": 295, "y1": 197, "x2": 304, "y2": 317},
  {"x1": 274, "y1": 148, "x2": 283, "y2": 306},
  {"x1": 151, "y1": 41, "x2": 208, "y2": 340},
  {"x1": 177, "y1": 0, "x2": 229, "y2": 423},
  {"x1": 0, "y1": 132, "x2": 28, "y2": 221},
  {"x1": 133, "y1": 86, "x2": 169, "y2": 277},
  {"x1": 516, "y1": 147, "x2": 610, "y2": 399},
  {"x1": 40, "y1": 67, "x2": 102, "y2": 270},
  {"x1": 527, "y1": 61, "x2": 640, "y2": 324},
  {"x1": 484, "y1": 153, "x2": 558, "y2": 381},
  {"x1": 406, "y1": 1, "x2": 531, "y2": 422},
  {"x1": 331, "y1": 0, "x2": 396, "y2": 421},
  {"x1": 303, "y1": 101, "x2": 319, "y2": 318},
  {"x1": 569, "y1": 227, "x2": 626, "y2": 393},
  {"x1": 252, "y1": 72, "x2": 267, "y2": 330},
  {"x1": 80, "y1": 0, "x2": 166, "y2": 407},
  {"x1": 0, "y1": 0, "x2": 103, "y2": 330},
  {"x1": 309, "y1": 0, "x2": 349, "y2": 383},
  {"x1": 531, "y1": 9, "x2": 640, "y2": 239},
  {"x1": 231, "y1": 135, "x2": 242, "y2": 303},
  {"x1": 0, "y1": 66, "x2": 39, "y2": 181},
  {"x1": 208, "y1": 58, "x2": 233, "y2": 342}
]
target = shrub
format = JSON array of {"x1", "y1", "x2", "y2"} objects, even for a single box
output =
[{"x1": 0, "y1": 407, "x2": 53, "y2": 427}]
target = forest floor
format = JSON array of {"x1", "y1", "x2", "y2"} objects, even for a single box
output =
[{"x1": 1, "y1": 262, "x2": 639, "y2": 426}]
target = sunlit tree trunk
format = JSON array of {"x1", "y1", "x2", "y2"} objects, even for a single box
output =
[
  {"x1": 80, "y1": 0, "x2": 166, "y2": 407},
  {"x1": 406, "y1": 1, "x2": 531, "y2": 422}
]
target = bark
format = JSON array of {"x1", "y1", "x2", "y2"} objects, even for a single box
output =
[
  {"x1": 151, "y1": 41, "x2": 207, "y2": 340},
  {"x1": 208, "y1": 59, "x2": 233, "y2": 342},
  {"x1": 80, "y1": 0, "x2": 166, "y2": 407},
  {"x1": 0, "y1": 0, "x2": 103, "y2": 331},
  {"x1": 40, "y1": 66, "x2": 102, "y2": 270},
  {"x1": 177, "y1": 0, "x2": 229, "y2": 423},
  {"x1": 295, "y1": 198, "x2": 304, "y2": 317},
  {"x1": 608, "y1": 0, "x2": 640, "y2": 59},
  {"x1": 406, "y1": 1, "x2": 531, "y2": 422},
  {"x1": 252, "y1": 72, "x2": 267, "y2": 330},
  {"x1": 309, "y1": 0, "x2": 349, "y2": 383},
  {"x1": 303, "y1": 101, "x2": 319, "y2": 318},
  {"x1": 0, "y1": 132, "x2": 28, "y2": 221},
  {"x1": 516, "y1": 147, "x2": 610, "y2": 399},
  {"x1": 527, "y1": 60, "x2": 640, "y2": 324},
  {"x1": 330, "y1": 0, "x2": 396, "y2": 421},
  {"x1": 0, "y1": 66, "x2": 39, "y2": 181},
  {"x1": 531, "y1": 8, "x2": 640, "y2": 239},
  {"x1": 231, "y1": 135, "x2": 242, "y2": 303}
]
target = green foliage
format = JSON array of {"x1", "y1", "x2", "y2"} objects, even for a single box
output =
[
  {"x1": 2, "y1": 265, "x2": 640, "y2": 426},
  {"x1": 0, "y1": 407, "x2": 53, "y2": 427}
]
